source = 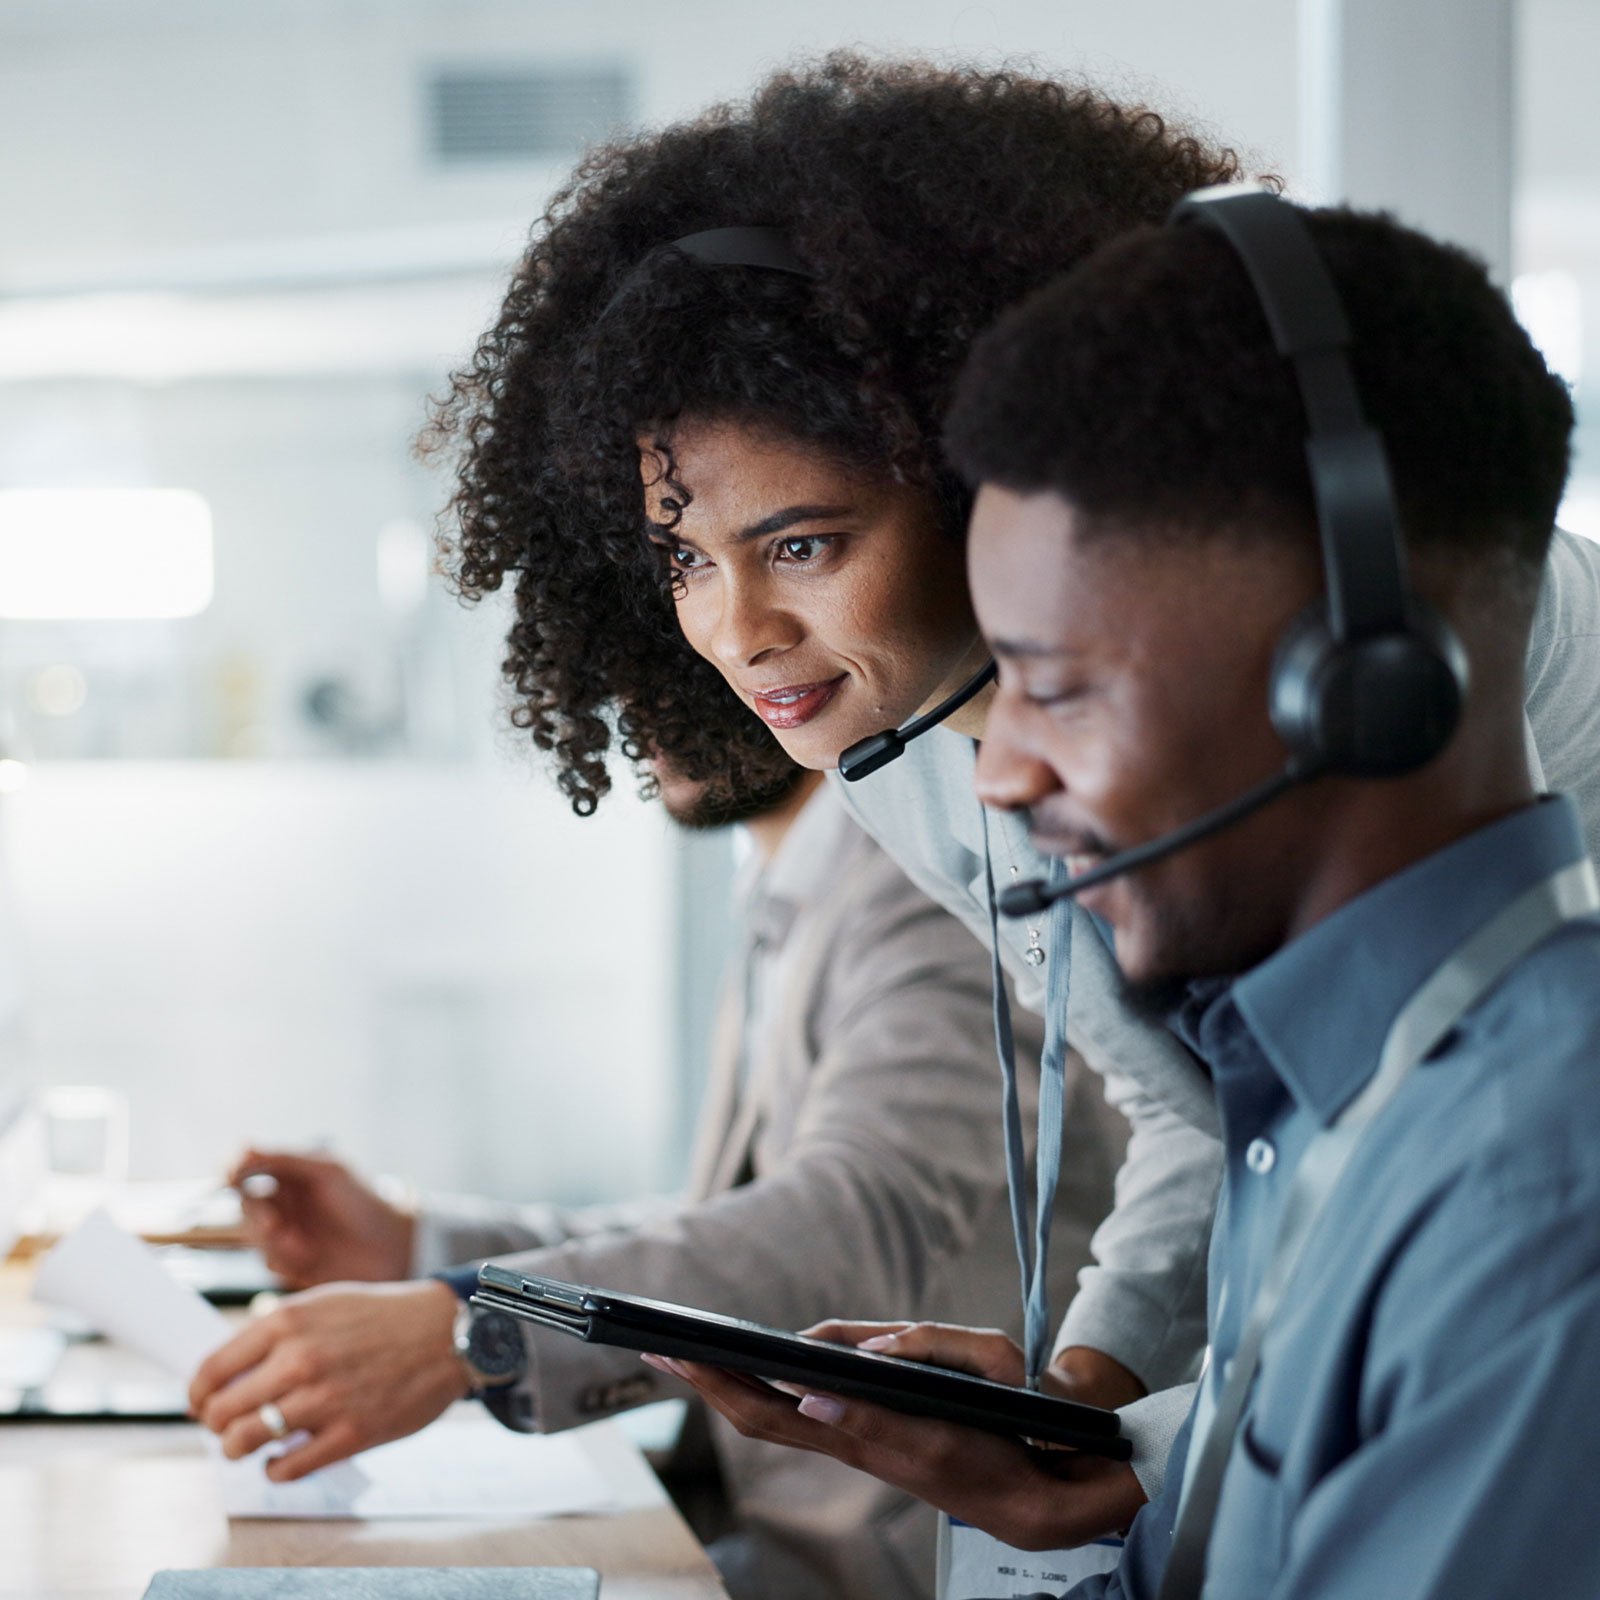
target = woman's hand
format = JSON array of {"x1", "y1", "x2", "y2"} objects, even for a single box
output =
[{"x1": 644, "y1": 1320, "x2": 1147, "y2": 1551}]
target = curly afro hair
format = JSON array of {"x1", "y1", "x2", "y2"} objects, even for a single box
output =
[{"x1": 425, "y1": 52, "x2": 1252, "y2": 815}]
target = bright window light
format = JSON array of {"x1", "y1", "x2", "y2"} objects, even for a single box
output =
[
  {"x1": 0, "y1": 489, "x2": 214, "y2": 619},
  {"x1": 1511, "y1": 270, "x2": 1583, "y2": 392},
  {"x1": 1558, "y1": 488, "x2": 1600, "y2": 546},
  {"x1": 376, "y1": 518, "x2": 430, "y2": 617}
]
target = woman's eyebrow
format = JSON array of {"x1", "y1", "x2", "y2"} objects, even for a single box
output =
[{"x1": 735, "y1": 503, "x2": 854, "y2": 542}]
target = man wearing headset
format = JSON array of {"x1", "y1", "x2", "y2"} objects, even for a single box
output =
[{"x1": 661, "y1": 199, "x2": 1600, "y2": 1598}]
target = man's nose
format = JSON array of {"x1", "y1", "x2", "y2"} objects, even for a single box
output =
[{"x1": 975, "y1": 697, "x2": 1061, "y2": 813}]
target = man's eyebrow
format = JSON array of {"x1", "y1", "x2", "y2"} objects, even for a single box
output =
[{"x1": 988, "y1": 636, "x2": 1072, "y2": 659}]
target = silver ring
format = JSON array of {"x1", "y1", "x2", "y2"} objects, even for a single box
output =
[{"x1": 258, "y1": 1400, "x2": 289, "y2": 1440}]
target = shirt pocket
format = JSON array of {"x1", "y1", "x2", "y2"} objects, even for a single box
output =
[{"x1": 1204, "y1": 1419, "x2": 1289, "y2": 1597}]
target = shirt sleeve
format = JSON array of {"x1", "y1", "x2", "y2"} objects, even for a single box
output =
[
  {"x1": 465, "y1": 854, "x2": 1088, "y2": 1436},
  {"x1": 1115, "y1": 1382, "x2": 1198, "y2": 1503},
  {"x1": 410, "y1": 1190, "x2": 680, "y2": 1276},
  {"x1": 1052, "y1": 910, "x2": 1221, "y2": 1393},
  {"x1": 1525, "y1": 527, "x2": 1600, "y2": 859},
  {"x1": 829, "y1": 752, "x2": 1223, "y2": 1398}
]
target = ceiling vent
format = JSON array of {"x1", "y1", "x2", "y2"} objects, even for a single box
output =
[{"x1": 427, "y1": 65, "x2": 633, "y2": 164}]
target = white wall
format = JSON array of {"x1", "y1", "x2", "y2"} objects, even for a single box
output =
[
  {"x1": 4, "y1": 757, "x2": 680, "y2": 1200},
  {"x1": 0, "y1": 0, "x2": 1302, "y2": 296}
]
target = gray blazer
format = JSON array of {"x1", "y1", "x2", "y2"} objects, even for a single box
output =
[
  {"x1": 415, "y1": 790, "x2": 1127, "y2": 1600},
  {"x1": 830, "y1": 524, "x2": 1600, "y2": 1494}
]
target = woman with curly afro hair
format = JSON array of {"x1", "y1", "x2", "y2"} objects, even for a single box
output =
[
  {"x1": 427, "y1": 51, "x2": 1255, "y2": 1562},
  {"x1": 431, "y1": 51, "x2": 1248, "y2": 819}
]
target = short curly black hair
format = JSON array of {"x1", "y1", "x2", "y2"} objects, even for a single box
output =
[
  {"x1": 945, "y1": 207, "x2": 1574, "y2": 579},
  {"x1": 426, "y1": 52, "x2": 1251, "y2": 815}
]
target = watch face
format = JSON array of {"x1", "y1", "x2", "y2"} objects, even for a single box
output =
[{"x1": 468, "y1": 1308, "x2": 527, "y2": 1382}]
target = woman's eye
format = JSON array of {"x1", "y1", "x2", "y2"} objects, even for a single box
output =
[
  {"x1": 775, "y1": 535, "x2": 832, "y2": 564},
  {"x1": 669, "y1": 545, "x2": 708, "y2": 572}
]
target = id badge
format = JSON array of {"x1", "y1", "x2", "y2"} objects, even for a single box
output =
[{"x1": 937, "y1": 1512, "x2": 1123, "y2": 1599}]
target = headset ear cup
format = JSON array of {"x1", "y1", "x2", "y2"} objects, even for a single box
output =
[
  {"x1": 1269, "y1": 602, "x2": 1337, "y2": 769},
  {"x1": 1392, "y1": 598, "x2": 1470, "y2": 765},
  {"x1": 1270, "y1": 598, "x2": 1467, "y2": 777}
]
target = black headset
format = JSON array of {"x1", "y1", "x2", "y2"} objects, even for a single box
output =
[
  {"x1": 1176, "y1": 185, "x2": 1467, "y2": 780},
  {"x1": 603, "y1": 226, "x2": 812, "y2": 317},
  {"x1": 1001, "y1": 185, "x2": 1469, "y2": 918}
]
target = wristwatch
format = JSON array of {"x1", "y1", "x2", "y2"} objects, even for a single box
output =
[{"x1": 453, "y1": 1301, "x2": 528, "y2": 1392}]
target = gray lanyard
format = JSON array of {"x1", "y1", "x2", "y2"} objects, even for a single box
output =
[
  {"x1": 981, "y1": 803, "x2": 1074, "y2": 1389},
  {"x1": 1158, "y1": 854, "x2": 1600, "y2": 1600}
]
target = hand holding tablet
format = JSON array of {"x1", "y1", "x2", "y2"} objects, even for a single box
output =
[{"x1": 472, "y1": 1265, "x2": 1131, "y2": 1459}]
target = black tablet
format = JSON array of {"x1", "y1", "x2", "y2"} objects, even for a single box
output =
[{"x1": 472, "y1": 1265, "x2": 1131, "y2": 1459}]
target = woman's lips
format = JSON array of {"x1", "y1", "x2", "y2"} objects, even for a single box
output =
[{"x1": 749, "y1": 676, "x2": 847, "y2": 730}]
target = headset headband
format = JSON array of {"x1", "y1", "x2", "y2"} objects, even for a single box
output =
[
  {"x1": 599, "y1": 225, "x2": 811, "y2": 322},
  {"x1": 669, "y1": 226, "x2": 810, "y2": 276},
  {"x1": 1169, "y1": 185, "x2": 1409, "y2": 645}
]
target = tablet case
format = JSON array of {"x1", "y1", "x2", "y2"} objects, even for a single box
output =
[
  {"x1": 142, "y1": 1569, "x2": 599, "y2": 1599},
  {"x1": 475, "y1": 1267, "x2": 1132, "y2": 1460}
]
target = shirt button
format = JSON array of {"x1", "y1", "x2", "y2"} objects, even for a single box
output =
[{"x1": 1245, "y1": 1137, "x2": 1277, "y2": 1175}]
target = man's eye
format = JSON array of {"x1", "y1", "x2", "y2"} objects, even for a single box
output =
[
  {"x1": 776, "y1": 535, "x2": 831, "y2": 564},
  {"x1": 1025, "y1": 686, "x2": 1085, "y2": 708}
]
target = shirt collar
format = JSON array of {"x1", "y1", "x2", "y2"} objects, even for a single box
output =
[
  {"x1": 733, "y1": 784, "x2": 850, "y2": 951},
  {"x1": 1231, "y1": 795, "x2": 1587, "y2": 1125}
]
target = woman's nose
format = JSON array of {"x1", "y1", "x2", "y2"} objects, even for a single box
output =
[{"x1": 709, "y1": 573, "x2": 802, "y2": 670}]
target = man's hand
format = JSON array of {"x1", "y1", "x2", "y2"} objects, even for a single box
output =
[
  {"x1": 644, "y1": 1320, "x2": 1147, "y2": 1552},
  {"x1": 230, "y1": 1147, "x2": 415, "y2": 1287},
  {"x1": 188, "y1": 1280, "x2": 469, "y2": 1480}
]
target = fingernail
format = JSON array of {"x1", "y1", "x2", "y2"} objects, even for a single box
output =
[
  {"x1": 859, "y1": 1335, "x2": 896, "y2": 1351},
  {"x1": 640, "y1": 1353, "x2": 665, "y2": 1370},
  {"x1": 798, "y1": 1394, "x2": 845, "y2": 1425}
]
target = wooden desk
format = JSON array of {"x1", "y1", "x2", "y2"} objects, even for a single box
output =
[{"x1": 1, "y1": 1264, "x2": 729, "y2": 1600}]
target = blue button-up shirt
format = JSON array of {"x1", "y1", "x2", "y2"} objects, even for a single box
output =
[{"x1": 1073, "y1": 795, "x2": 1600, "y2": 1600}]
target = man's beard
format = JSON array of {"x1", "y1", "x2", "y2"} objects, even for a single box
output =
[
  {"x1": 1105, "y1": 878, "x2": 1276, "y2": 1028},
  {"x1": 653, "y1": 763, "x2": 810, "y2": 831},
  {"x1": 1116, "y1": 967, "x2": 1205, "y2": 1027}
]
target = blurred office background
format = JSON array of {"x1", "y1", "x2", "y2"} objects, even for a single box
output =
[{"x1": 0, "y1": 0, "x2": 1593, "y2": 1206}]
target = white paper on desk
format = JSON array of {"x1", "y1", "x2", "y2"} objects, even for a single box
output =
[
  {"x1": 31, "y1": 1205, "x2": 232, "y2": 1376},
  {"x1": 217, "y1": 1415, "x2": 622, "y2": 1520},
  {"x1": 30, "y1": 1210, "x2": 609, "y2": 1523}
]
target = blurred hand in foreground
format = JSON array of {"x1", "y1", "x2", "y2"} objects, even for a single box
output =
[{"x1": 229, "y1": 1146, "x2": 414, "y2": 1287}]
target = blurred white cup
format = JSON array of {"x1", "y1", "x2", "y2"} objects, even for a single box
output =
[{"x1": 40, "y1": 1085, "x2": 130, "y2": 1184}]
